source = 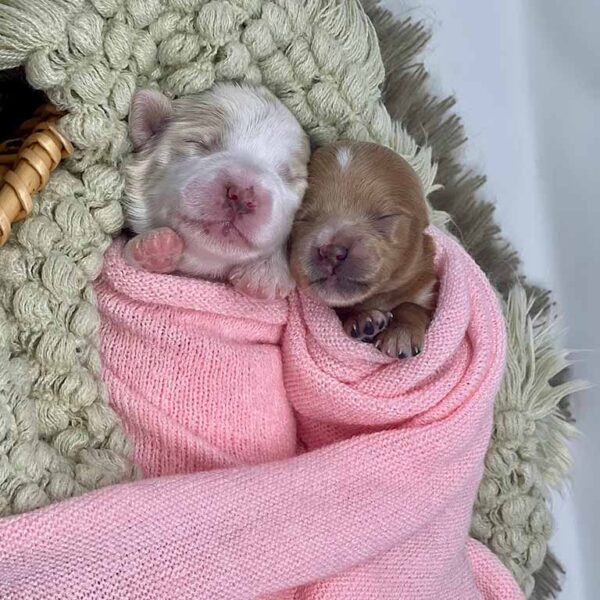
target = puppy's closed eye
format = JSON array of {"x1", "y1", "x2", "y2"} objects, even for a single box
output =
[
  {"x1": 279, "y1": 164, "x2": 306, "y2": 186},
  {"x1": 372, "y1": 213, "x2": 403, "y2": 222},
  {"x1": 180, "y1": 138, "x2": 217, "y2": 155},
  {"x1": 184, "y1": 139, "x2": 209, "y2": 150},
  {"x1": 371, "y1": 212, "x2": 405, "y2": 235}
]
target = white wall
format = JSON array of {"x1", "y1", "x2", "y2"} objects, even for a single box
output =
[{"x1": 381, "y1": 1, "x2": 600, "y2": 598}]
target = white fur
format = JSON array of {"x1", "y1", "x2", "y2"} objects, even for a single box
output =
[
  {"x1": 124, "y1": 83, "x2": 310, "y2": 292},
  {"x1": 336, "y1": 147, "x2": 353, "y2": 170}
]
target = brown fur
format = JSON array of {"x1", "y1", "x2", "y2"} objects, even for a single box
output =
[{"x1": 289, "y1": 141, "x2": 437, "y2": 358}]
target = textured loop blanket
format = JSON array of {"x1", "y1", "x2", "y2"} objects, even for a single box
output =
[{"x1": 0, "y1": 228, "x2": 524, "y2": 599}]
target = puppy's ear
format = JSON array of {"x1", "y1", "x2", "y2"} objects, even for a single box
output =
[{"x1": 129, "y1": 90, "x2": 172, "y2": 150}]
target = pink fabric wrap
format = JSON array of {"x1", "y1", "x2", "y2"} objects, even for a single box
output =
[
  {"x1": 96, "y1": 238, "x2": 297, "y2": 476},
  {"x1": 0, "y1": 228, "x2": 525, "y2": 600}
]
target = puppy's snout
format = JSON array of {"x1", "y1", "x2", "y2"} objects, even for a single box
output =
[
  {"x1": 218, "y1": 172, "x2": 273, "y2": 226},
  {"x1": 319, "y1": 244, "x2": 349, "y2": 271},
  {"x1": 226, "y1": 184, "x2": 257, "y2": 214}
]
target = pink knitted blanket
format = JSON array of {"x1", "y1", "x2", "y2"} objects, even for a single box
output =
[
  {"x1": 0, "y1": 228, "x2": 524, "y2": 600},
  {"x1": 96, "y1": 238, "x2": 298, "y2": 477}
]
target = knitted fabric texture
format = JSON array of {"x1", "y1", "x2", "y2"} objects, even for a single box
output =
[
  {"x1": 0, "y1": 0, "x2": 438, "y2": 517},
  {"x1": 96, "y1": 238, "x2": 297, "y2": 475},
  {"x1": 0, "y1": 228, "x2": 525, "y2": 599},
  {"x1": 0, "y1": 0, "x2": 579, "y2": 596}
]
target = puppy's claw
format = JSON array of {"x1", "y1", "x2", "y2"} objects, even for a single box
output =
[
  {"x1": 374, "y1": 322, "x2": 426, "y2": 360},
  {"x1": 343, "y1": 309, "x2": 392, "y2": 342}
]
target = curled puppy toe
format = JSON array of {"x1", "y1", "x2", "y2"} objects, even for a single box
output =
[
  {"x1": 394, "y1": 332, "x2": 413, "y2": 359},
  {"x1": 409, "y1": 331, "x2": 425, "y2": 356},
  {"x1": 343, "y1": 319, "x2": 360, "y2": 339},
  {"x1": 371, "y1": 309, "x2": 393, "y2": 332},
  {"x1": 376, "y1": 330, "x2": 405, "y2": 358},
  {"x1": 411, "y1": 340, "x2": 424, "y2": 356},
  {"x1": 343, "y1": 310, "x2": 391, "y2": 342},
  {"x1": 374, "y1": 325, "x2": 423, "y2": 359}
]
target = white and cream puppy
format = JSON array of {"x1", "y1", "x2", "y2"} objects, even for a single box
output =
[{"x1": 123, "y1": 82, "x2": 310, "y2": 299}]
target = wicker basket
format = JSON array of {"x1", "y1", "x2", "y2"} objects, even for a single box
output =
[{"x1": 0, "y1": 104, "x2": 73, "y2": 246}]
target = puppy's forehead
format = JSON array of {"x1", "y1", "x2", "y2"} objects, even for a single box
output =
[
  {"x1": 213, "y1": 84, "x2": 307, "y2": 164},
  {"x1": 171, "y1": 98, "x2": 227, "y2": 145},
  {"x1": 314, "y1": 142, "x2": 421, "y2": 184},
  {"x1": 307, "y1": 142, "x2": 426, "y2": 216},
  {"x1": 164, "y1": 85, "x2": 308, "y2": 170}
]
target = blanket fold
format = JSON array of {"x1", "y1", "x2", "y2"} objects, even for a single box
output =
[
  {"x1": 96, "y1": 238, "x2": 297, "y2": 475},
  {"x1": 0, "y1": 229, "x2": 524, "y2": 600},
  {"x1": 281, "y1": 228, "x2": 518, "y2": 598}
]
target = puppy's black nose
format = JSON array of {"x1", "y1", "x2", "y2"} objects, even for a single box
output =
[{"x1": 319, "y1": 244, "x2": 348, "y2": 266}]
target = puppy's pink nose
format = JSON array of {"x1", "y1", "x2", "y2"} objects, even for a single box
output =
[
  {"x1": 319, "y1": 244, "x2": 348, "y2": 266},
  {"x1": 227, "y1": 185, "x2": 256, "y2": 213}
]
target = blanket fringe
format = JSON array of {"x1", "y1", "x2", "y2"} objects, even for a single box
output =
[
  {"x1": 474, "y1": 286, "x2": 581, "y2": 596},
  {"x1": 532, "y1": 550, "x2": 565, "y2": 599}
]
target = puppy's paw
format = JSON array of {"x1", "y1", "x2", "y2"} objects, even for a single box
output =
[
  {"x1": 124, "y1": 228, "x2": 184, "y2": 274},
  {"x1": 374, "y1": 322, "x2": 425, "y2": 359},
  {"x1": 229, "y1": 255, "x2": 296, "y2": 300},
  {"x1": 372, "y1": 302, "x2": 431, "y2": 359},
  {"x1": 343, "y1": 310, "x2": 393, "y2": 342}
]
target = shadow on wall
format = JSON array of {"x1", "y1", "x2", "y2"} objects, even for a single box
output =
[{"x1": 525, "y1": 1, "x2": 600, "y2": 597}]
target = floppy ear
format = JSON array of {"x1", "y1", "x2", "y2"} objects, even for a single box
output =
[{"x1": 129, "y1": 90, "x2": 173, "y2": 150}]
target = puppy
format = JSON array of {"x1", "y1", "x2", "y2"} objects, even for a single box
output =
[
  {"x1": 123, "y1": 83, "x2": 310, "y2": 299},
  {"x1": 289, "y1": 141, "x2": 437, "y2": 358}
]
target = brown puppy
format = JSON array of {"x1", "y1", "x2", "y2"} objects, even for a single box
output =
[{"x1": 289, "y1": 141, "x2": 437, "y2": 358}]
